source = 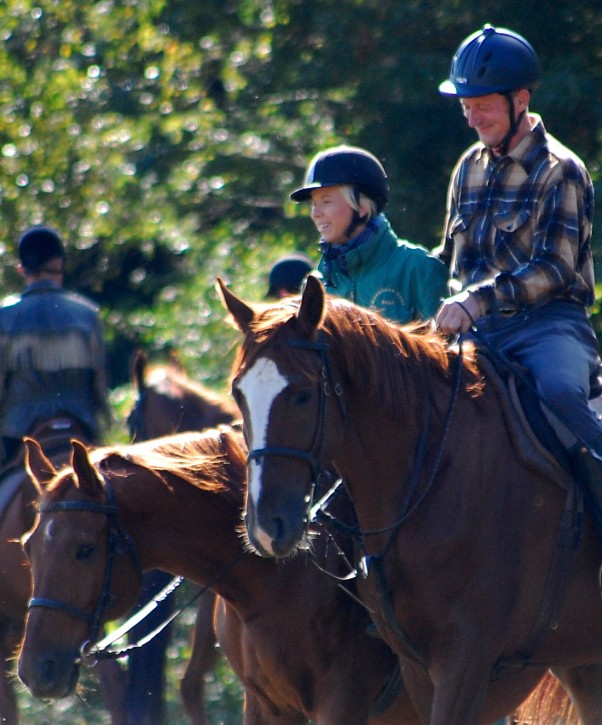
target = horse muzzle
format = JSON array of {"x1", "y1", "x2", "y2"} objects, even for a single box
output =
[
  {"x1": 18, "y1": 647, "x2": 81, "y2": 700},
  {"x1": 245, "y1": 493, "x2": 309, "y2": 558}
]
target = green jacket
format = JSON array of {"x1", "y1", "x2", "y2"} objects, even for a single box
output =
[{"x1": 317, "y1": 215, "x2": 449, "y2": 323}]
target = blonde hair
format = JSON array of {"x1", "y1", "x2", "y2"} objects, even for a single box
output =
[{"x1": 339, "y1": 185, "x2": 378, "y2": 220}]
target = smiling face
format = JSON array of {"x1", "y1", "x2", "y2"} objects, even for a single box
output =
[
  {"x1": 310, "y1": 186, "x2": 367, "y2": 245},
  {"x1": 460, "y1": 90, "x2": 530, "y2": 153}
]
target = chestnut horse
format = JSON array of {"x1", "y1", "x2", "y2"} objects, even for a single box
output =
[
  {"x1": 0, "y1": 417, "x2": 128, "y2": 725},
  {"x1": 217, "y1": 275, "x2": 602, "y2": 724},
  {"x1": 125, "y1": 349, "x2": 240, "y2": 725},
  {"x1": 128, "y1": 349, "x2": 240, "y2": 443},
  {"x1": 18, "y1": 428, "x2": 426, "y2": 725}
]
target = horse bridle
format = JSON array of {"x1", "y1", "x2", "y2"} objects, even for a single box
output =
[
  {"x1": 28, "y1": 477, "x2": 142, "y2": 661},
  {"x1": 245, "y1": 334, "x2": 346, "y2": 514}
]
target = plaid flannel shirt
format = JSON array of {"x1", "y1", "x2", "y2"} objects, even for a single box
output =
[{"x1": 439, "y1": 115, "x2": 595, "y2": 313}]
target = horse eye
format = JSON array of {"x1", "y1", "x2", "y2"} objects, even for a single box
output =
[
  {"x1": 76, "y1": 544, "x2": 96, "y2": 560},
  {"x1": 295, "y1": 390, "x2": 312, "y2": 405}
]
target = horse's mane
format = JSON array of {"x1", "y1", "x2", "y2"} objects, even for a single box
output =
[
  {"x1": 47, "y1": 427, "x2": 247, "y2": 500},
  {"x1": 236, "y1": 296, "x2": 483, "y2": 422}
]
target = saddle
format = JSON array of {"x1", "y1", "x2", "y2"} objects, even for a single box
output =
[
  {"x1": 475, "y1": 353, "x2": 589, "y2": 673},
  {"x1": 0, "y1": 416, "x2": 89, "y2": 520},
  {"x1": 476, "y1": 353, "x2": 573, "y2": 491}
]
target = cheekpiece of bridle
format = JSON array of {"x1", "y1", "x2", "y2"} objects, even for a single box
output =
[
  {"x1": 27, "y1": 477, "x2": 142, "y2": 667},
  {"x1": 245, "y1": 333, "x2": 346, "y2": 520}
]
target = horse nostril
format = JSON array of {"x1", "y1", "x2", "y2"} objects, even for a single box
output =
[
  {"x1": 21, "y1": 652, "x2": 79, "y2": 699},
  {"x1": 271, "y1": 516, "x2": 300, "y2": 558},
  {"x1": 39, "y1": 656, "x2": 60, "y2": 688},
  {"x1": 272, "y1": 516, "x2": 285, "y2": 542}
]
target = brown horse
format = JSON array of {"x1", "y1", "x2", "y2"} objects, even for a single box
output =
[
  {"x1": 128, "y1": 349, "x2": 240, "y2": 442},
  {"x1": 0, "y1": 417, "x2": 128, "y2": 725},
  {"x1": 17, "y1": 428, "x2": 428, "y2": 725},
  {"x1": 125, "y1": 349, "x2": 240, "y2": 725},
  {"x1": 217, "y1": 275, "x2": 602, "y2": 724}
]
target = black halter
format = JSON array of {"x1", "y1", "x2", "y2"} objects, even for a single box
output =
[
  {"x1": 246, "y1": 334, "x2": 346, "y2": 507},
  {"x1": 28, "y1": 478, "x2": 142, "y2": 656}
]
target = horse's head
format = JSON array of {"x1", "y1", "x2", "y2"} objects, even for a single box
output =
[
  {"x1": 218, "y1": 275, "x2": 346, "y2": 559},
  {"x1": 18, "y1": 438, "x2": 141, "y2": 700},
  {"x1": 127, "y1": 348, "x2": 239, "y2": 441},
  {"x1": 127, "y1": 348, "x2": 183, "y2": 441}
]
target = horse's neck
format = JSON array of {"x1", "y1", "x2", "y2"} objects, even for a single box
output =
[
  {"x1": 114, "y1": 470, "x2": 269, "y2": 603},
  {"x1": 340, "y1": 402, "x2": 419, "y2": 480},
  {"x1": 334, "y1": 398, "x2": 433, "y2": 537}
]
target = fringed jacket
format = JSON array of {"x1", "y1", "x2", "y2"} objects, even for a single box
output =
[{"x1": 0, "y1": 279, "x2": 111, "y2": 440}]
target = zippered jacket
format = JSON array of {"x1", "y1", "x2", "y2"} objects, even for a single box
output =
[{"x1": 317, "y1": 214, "x2": 449, "y2": 323}]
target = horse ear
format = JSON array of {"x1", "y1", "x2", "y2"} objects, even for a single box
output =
[
  {"x1": 168, "y1": 350, "x2": 185, "y2": 373},
  {"x1": 216, "y1": 277, "x2": 255, "y2": 334},
  {"x1": 71, "y1": 440, "x2": 105, "y2": 496},
  {"x1": 132, "y1": 348, "x2": 148, "y2": 394},
  {"x1": 24, "y1": 437, "x2": 57, "y2": 492},
  {"x1": 296, "y1": 275, "x2": 326, "y2": 335}
]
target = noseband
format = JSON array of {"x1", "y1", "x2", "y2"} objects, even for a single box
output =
[
  {"x1": 28, "y1": 478, "x2": 142, "y2": 656},
  {"x1": 246, "y1": 334, "x2": 346, "y2": 509}
]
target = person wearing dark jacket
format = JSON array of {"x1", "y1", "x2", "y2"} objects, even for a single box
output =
[{"x1": 0, "y1": 225, "x2": 111, "y2": 463}]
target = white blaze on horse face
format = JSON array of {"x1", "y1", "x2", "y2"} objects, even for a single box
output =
[{"x1": 238, "y1": 356, "x2": 288, "y2": 508}]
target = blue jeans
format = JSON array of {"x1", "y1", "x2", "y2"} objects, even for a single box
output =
[{"x1": 464, "y1": 301, "x2": 602, "y2": 453}]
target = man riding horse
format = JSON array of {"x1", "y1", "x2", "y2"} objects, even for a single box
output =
[{"x1": 0, "y1": 225, "x2": 111, "y2": 467}]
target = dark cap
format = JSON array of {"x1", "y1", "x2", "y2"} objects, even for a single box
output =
[
  {"x1": 267, "y1": 253, "x2": 313, "y2": 297},
  {"x1": 18, "y1": 225, "x2": 65, "y2": 272},
  {"x1": 439, "y1": 24, "x2": 541, "y2": 98},
  {"x1": 290, "y1": 145, "x2": 389, "y2": 213}
]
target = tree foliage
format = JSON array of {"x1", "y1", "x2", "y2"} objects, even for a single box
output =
[{"x1": 0, "y1": 0, "x2": 600, "y2": 388}]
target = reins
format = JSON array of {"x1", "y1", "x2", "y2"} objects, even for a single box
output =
[
  {"x1": 359, "y1": 342, "x2": 464, "y2": 554},
  {"x1": 83, "y1": 550, "x2": 248, "y2": 666}
]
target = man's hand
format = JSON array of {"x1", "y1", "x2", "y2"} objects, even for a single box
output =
[{"x1": 435, "y1": 291, "x2": 483, "y2": 334}]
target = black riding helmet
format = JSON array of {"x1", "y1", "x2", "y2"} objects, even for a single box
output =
[
  {"x1": 290, "y1": 145, "x2": 389, "y2": 213},
  {"x1": 267, "y1": 253, "x2": 313, "y2": 298},
  {"x1": 18, "y1": 225, "x2": 65, "y2": 273}
]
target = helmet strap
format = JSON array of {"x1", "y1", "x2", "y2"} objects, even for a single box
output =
[
  {"x1": 343, "y1": 187, "x2": 368, "y2": 239},
  {"x1": 344, "y1": 211, "x2": 369, "y2": 240},
  {"x1": 493, "y1": 92, "x2": 525, "y2": 156}
]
